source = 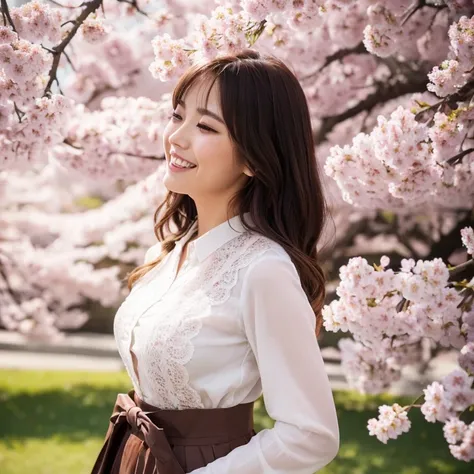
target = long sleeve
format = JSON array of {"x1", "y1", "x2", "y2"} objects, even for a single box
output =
[{"x1": 189, "y1": 254, "x2": 339, "y2": 474}]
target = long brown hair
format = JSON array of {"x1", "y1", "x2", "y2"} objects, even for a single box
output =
[{"x1": 128, "y1": 50, "x2": 329, "y2": 335}]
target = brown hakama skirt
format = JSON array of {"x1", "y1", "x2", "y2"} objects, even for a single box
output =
[{"x1": 91, "y1": 390, "x2": 256, "y2": 474}]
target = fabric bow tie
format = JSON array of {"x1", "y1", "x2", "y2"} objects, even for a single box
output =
[{"x1": 91, "y1": 391, "x2": 186, "y2": 474}]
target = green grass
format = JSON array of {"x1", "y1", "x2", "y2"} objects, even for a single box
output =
[{"x1": 0, "y1": 370, "x2": 469, "y2": 474}]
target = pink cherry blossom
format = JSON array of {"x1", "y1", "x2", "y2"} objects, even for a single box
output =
[
  {"x1": 461, "y1": 227, "x2": 474, "y2": 255},
  {"x1": 444, "y1": 417, "x2": 468, "y2": 444},
  {"x1": 368, "y1": 403, "x2": 411, "y2": 443}
]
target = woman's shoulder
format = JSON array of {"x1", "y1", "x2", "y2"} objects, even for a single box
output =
[
  {"x1": 224, "y1": 230, "x2": 293, "y2": 272},
  {"x1": 203, "y1": 231, "x2": 291, "y2": 305},
  {"x1": 250, "y1": 232, "x2": 289, "y2": 257},
  {"x1": 144, "y1": 241, "x2": 162, "y2": 264}
]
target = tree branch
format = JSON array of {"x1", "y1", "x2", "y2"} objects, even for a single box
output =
[
  {"x1": 401, "y1": 0, "x2": 448, "y2": 26},
  {"x1": 63, "y1": 138, "x2": 164, "y2": 161},
  {"x1": 415, "y1": 78, "x2": 474, "y2": 123},
  {"x1": 449, "y1": 258, "x2": 474, "y2": 280},
  {"x1": 48, "y1": 0, "x2": 86, "y2": 8},
  {"x1": 116, "y1": 0, "x2": 148, "y2": 17},
  {"x1": 43, "y1": 0, "x2": 103, "y2": 98},
  {"x1": 13, "y1": 101, "x2": 25, "y2": 122},
  {"x1": 108, "y1": 151, "x2": 164, "y2": 161},
  {"x1": 0, "y1": 262, "x2": 23, "y2": 307},
  {"x1": 1, "y1": 0, "x2": 17, "y2": 32},
  {"x1": 425, "y1": 212, "x2": 473, "y2": 261},
  {"x1": 301, "y1": 42, "x2": 367, "y2": 82},
  {"x1": 315, "y1": 73, "x2": 428, "y2": 143},
  {"x1": 446, "y1": 147, "x2": 474, "y2": 166},
  {"x1": 85, "y1": 68, "x2": 141, "y2": 107}
]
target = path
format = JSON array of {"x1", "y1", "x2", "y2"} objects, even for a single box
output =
[{"x1": 0, "y1": 330, "x2": 458, "y2": 396}]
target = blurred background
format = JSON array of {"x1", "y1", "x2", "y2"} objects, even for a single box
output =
[{"x1": 1, "y1": 0, "x2": 473, "y2": 473}]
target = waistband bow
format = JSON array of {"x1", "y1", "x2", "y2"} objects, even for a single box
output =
[{"x1": 91, "y1": 390, "x2": 185, "y2": 474}]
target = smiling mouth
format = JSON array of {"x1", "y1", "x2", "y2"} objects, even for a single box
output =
[{"x1": 169, "y1": 156, "x2": 197, "y2": 169}]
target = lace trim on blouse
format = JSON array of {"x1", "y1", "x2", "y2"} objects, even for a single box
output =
[{"x1": 202, "y1": 232, "x2": 281, "y2": 305}]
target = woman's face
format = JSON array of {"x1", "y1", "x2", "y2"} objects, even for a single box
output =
[{"x1": 162, "y1": 79, "x2": 252, "y2": 204}]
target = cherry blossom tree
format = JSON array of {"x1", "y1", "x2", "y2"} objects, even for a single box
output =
[{"x1": 1, "y1": 0, "x2": 474, "y2": 461}]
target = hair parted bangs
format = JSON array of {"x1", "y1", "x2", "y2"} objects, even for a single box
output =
[{"x1": 127, "y1": 49, "x2": 331, "y2": 337}]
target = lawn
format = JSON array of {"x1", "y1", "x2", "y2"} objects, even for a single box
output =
[{"x1": 0, "y1": 369, "x2": 469, "y2": 474}]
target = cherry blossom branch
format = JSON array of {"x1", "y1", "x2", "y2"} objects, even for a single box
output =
[
  {"x1": 401, "y1": 0, "x2": 448, "y2": 26},
  {"x1": 43, "y1": 0, "x2": 103, "y2": 98},
  {"x1": 446, "y1": 147, "x2": 474, "y2": 166},
  {"x1": 247, "y1": 20, "x2": 266, "y2": 46},
  {"x1": 393, "y1": 258, "x2": 474, "y2": 314},
  {"x1": 0, "y1": 263, "x2": 22, "y2": 307},
  {"x1": 449, "y1": 258, "x2": 474, "y2": 279},
  {"x1": 301, "y1": 42, "x2": 367, "y2": 81},
  {"x1": 62, "y1": 49, "x2": 76, "y2": 72},
  {"x1": 396, "y1": 231, "x2": 422, "y2": 260},
  {"x1": 403, "y1": 392, "x2": 425, "y2": 412},
  {"x1": 85, "y1": 68, "x2": 141, "y2": 107},
  {"x1": 13, "y1": 102, "x2": 25, "y2": 122},
  {"x1": 423, "y1": 214, "x2": 473, "y2": 263},
  {"x1": 1, "y1": 0, "x2": 17, "y2": 32},
  {"x1": 108, "y1": 151, "x2": 164, "y2": 161},
  {"x1": 415, "y1": 78, "x2": 474, "y2": 123},
  {"x1": 48, "y1": 0, "x2": 86, "y2": 9},
  {"x1": 63, "y1": 138, "x2": 164, "y2": 161},
  {"x1": 63, "y1": 138, "x2": 82, "y2": 149},
  {"x1": 315, "y1": 74, "x2": 428, "y2": 143},
  {"x1": 116, "y1": 0, "x2": 148, "y2": 17}
]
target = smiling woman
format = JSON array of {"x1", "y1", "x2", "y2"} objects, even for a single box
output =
[
  {"x1": 91, "y1": 50, "x2": 339, "y2": 474},
  {"x1": 163, "y1": 78, "x2": 253, "y2": 206}
]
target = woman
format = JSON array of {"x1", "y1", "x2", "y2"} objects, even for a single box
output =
[{"x1": 92, "y1": 49, "x2": 339, "y2": 474}]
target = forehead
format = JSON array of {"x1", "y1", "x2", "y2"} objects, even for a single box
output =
[{"x1": 177, "y1": 76, "x2": 221, "y2": 111}]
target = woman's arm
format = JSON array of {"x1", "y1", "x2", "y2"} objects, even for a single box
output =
[{"x1": 190, "y1": 254, "x2": 339, "y2": 474}]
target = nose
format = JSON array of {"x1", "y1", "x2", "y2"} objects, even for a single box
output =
[{"x1": 168, "y1": 122, "x2": 190, "y2": 151}]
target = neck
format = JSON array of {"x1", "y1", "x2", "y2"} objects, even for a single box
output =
[{"x1": 193, "y1": 199, "x2": 238, "y2": 238}]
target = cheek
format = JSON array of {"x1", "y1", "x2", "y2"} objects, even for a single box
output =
[{"x1": 195, "y1": 137, "x2": 234, "y2": 169}]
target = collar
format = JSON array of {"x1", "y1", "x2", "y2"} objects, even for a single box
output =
[{"x1": 180, "y1": 212, "x2": 253, "y2": 262}]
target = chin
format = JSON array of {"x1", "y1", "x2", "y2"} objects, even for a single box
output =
[{"x1": 163, "y1": 173, "x2": 189, "y2": 195}]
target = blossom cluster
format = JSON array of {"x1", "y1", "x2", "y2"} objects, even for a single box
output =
[
  {"x1": 55, "y1": 95, "x2": 169, "y2": 181},
  {"x1": 461, "y1": 226, "x2": 474, "y2": 256},
  {"x1": 428, "y1": 16, "x2": 474, "y2": 97},
  {"x1": 10, "y1": 0, "x2": 64, "y2": 43},
  {"x1": 2, "y1": 94, "x2": 75, "y2": 170},
  {"x1": 367, "y1": 403, "x2": 411, "y2": 444},
  {"x1": 325, "y1": 101, "x2": 474, "y2": 210},
  {"x1": 421, "y1": 371, "x2": 474, "y2": 424},
  {"x1": 0, "y1": 26, "x2": 53, "y2": 106},
  {"x1": 1, "y1": 0, "x2": 162, "y2": 172},
  {"x1": 149, "y1": 4, "x2": 255, "y2": 81},
  {"x1": 80, "y1": 16, "x2": 111, "y2": 44},
  {"x1": 323, "y1": 228, "x2": 474, "y2": 458},
  {"x1": 362, "y1": 1, "x2": 446, "y2": 60}
]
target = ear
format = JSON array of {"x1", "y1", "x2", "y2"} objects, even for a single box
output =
[{"x1": 243, "y1": 166, "x2": 254, "y2": 177}]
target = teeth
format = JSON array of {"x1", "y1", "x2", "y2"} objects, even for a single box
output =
[{"x1": 171, "y1": 156, "x2": 196, "y2": 169}]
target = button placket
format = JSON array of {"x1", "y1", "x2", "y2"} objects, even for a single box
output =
[{"x1": 127, "y1": 246, "x2": 182, "y2": 393}]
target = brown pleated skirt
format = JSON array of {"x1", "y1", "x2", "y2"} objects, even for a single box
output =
[{"x1": 91, "y1": 390, "x2": 256, "y2": 474}]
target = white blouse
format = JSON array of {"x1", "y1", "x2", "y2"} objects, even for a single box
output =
[{"x1": 114, "y1": 213, "x2": 339, "y2": 473}]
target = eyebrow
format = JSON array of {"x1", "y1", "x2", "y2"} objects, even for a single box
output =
[{"x1": 177, "y1": 99, "x2": 225, "y2": 124}]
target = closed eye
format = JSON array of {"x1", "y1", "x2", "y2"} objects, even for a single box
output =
[
  {"x1": 170, "y1": 111, "x2": 216, "y2": 133},
  {"x1": 197, "y1": 123, "x2": 216, "y2": 133}
]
